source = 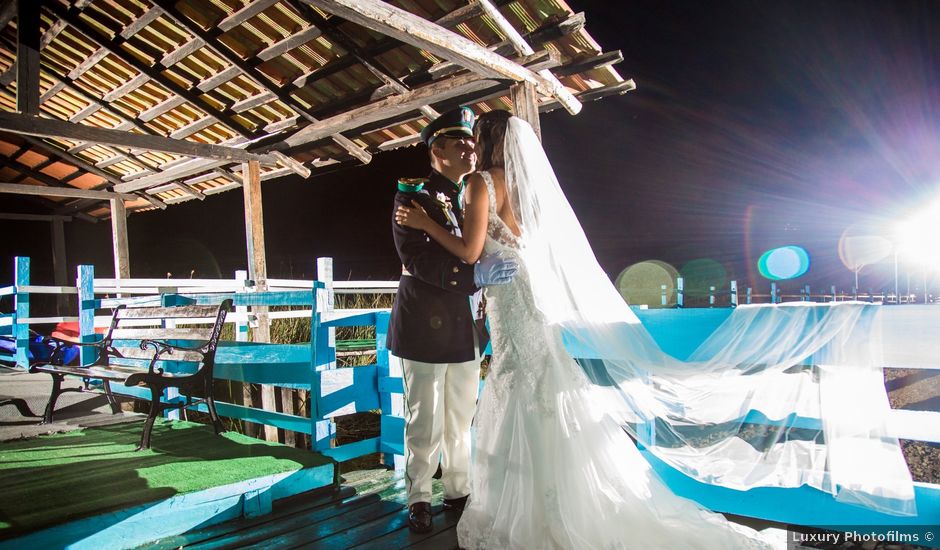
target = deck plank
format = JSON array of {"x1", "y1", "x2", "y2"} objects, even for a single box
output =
[
  {"x1": 350, "y1": 507, "x2": 462, "y2": 549},
  {"x1": 147, "y1": 486, "x2": 355, "y2": 549},
  {"x1": 153, "y1": 468, "x2": 460, "y2": 550},
  {"x1": 251, "y1": 497, "x2": 406, "y2": 549}
]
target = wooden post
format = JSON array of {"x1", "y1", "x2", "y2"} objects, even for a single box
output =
[
  {"x1": 376, "y1": 311, "x2": 404, "y2": 470},
  {"x1": 77, "y1": 264, "x2": 96, "y2": 366},
  {"x1": 510, "y1": 81, "x2": 541, "y2": 141},
  {"x1": 242, "y1": 160, "x2": 279, "y2": 442},
  {"x1": 16, "y1": 0, "x2": 40, "y2": 114},
  {"x1": 312, "y1": 257, "x2": 336, "y2": 451},
  {"x1": 110, "y1": 198, "x2": 130, "y2": 280},
  {"x1": 13, "y1": 257, "x2": 29, "y2": 369},
  {"x1": 51, "y1": 218, "x2": 68, "y2": 314}
]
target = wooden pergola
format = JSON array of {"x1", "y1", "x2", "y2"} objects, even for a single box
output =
[
  {"x1": 0, "y1": 0, "x2": 630, "y2": 284},
  {"x1": 1, "y1": 0, "x2": 630, "y2": 443}
]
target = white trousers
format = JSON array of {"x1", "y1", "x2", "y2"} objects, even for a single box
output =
[{"x1": 401, "y1": 356, "x2": 481, "y2": 505}]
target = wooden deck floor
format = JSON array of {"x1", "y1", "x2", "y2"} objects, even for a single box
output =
[{"x1": 146, "y1": 468, "x2": 459, "y2": 550}]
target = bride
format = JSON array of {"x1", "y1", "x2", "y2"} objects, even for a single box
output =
[{"x1": 395, "y1": 110, "x2": 913, "y2": 549}]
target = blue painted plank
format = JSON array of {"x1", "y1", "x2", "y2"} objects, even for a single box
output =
[
  {"x1": 215, "y1": 343, "x2": 311, "y2": 364},
  {"x1": 321, "y1": 312, "x2": 378, "y2": 328},
  {"x1": 639, "y1": 447, "x2": 940, "y2": 531},
  {"x1": 378, "y1": 376, "x2": 403, "y2": 394},
  {"x1": 380, "y1": 414, "x2": 405, "y2": 451},
  {"x1": 0, "y1": 467, "x2": 334, "y2": 550},
  {"x1": 633, "y1": 307, "x2": 733, "y2": 360},
  {"x1": 214, "y1": 362, "x2": 312, "y2": 388},
  {"x1": 319, "y1": 436, "x2": 381, "y2": 462},
  {"x1": 316, "y1": 365, "x2": 380, "y2": 417},
  {"x1": 187, "y1": 400, "x2": 314, "y2": 435}
]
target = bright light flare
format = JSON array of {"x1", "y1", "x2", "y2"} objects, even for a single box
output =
[{"x1": 897, "y1": 200, "x2": 940, "y2": 269}]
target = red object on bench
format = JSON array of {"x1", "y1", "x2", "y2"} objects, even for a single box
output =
[{"x1": 51, "y1": 322, "x2": 107, "y2": 343}]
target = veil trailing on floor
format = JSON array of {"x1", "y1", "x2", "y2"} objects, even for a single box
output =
[{"x1": 501, "y1": 116, "x2": 917, "y2": 516}]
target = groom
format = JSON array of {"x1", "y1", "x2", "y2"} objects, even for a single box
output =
[{"x1": 388, "y1": 106, "x2": 517, "y2": 533}]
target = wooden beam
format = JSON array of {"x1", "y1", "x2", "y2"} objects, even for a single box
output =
[
  {"x1": 477, "y1": 0, "x2": 578, "y2": 119},
  {"x1": 0, "y1": 213, "x2": 72, "y2": 222},
  {"x1": 278, "y1": 72, "x2": 497, "y2": 150},
  {"x1": 19, "y1": 135, "x2": 124, "y2": 186},
  {"x1": 173, "y1": 182, "x2": 207, "y2": 200},
  {"x1": 273, "y1": 48, "x2": 555, "y2": 153},
  {"x1": 300, "y1": 0, "x2": 581, "y2": 114},
  {"x1": 527, "y1": 12, "x2": 586, "y2": 45},
  {"x1": 288, "y1": 0, "x2": 506, "y2": 87},
  {"x1": 538, "y1": 79, "x2": 636, "y2": 113},
  {"x1": 282, "y1": 74, "x2": 496, "y2": 148},
  {"x1": 434, "y1": 2, "x2": 484, "y2": 28},
  {"x1": 110, "y1": 198, "x2": 130, "y2": 279},
  {"x1": 0, "y1": 113, "x2": 277, "y2": 164},
  {"x1": 511, "y1": 81, "x2": 541, "y2": 140},
  {"x1": 114, "y1": 157, "x2": 233, "y2": 193},
  {"x1": 285, "y1": 0, "x2": 438, "y2": 121},
  {"x1": 16, "y1": 0, "x2": 40, "y2": 114},
  {"x1": 120, "y1": 6, "x2": 164, "y2": 39},
  {"x1": 241, "y1": 159, "x2": 278, "y2": 442},
  {"x1": 136, "y1": 192, "x2": 168, "y2": 210},
  {"x1": 218, "y1": 0, "x2": 280, "y2": 32},
  {"x1": 553, "y1": 50, "x2": 624, "y2": 77},
  {"x1": 0, "y1": 182, "x2": 136, "y2": 200}
]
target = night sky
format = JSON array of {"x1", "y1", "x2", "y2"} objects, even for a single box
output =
[{"x1": 3, "y1": 0, "x2": 939, "y2": 299}]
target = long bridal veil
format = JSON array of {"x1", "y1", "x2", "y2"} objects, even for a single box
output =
[{"x1": 501, "y1": 116, "x2": 916, "y2": 516}]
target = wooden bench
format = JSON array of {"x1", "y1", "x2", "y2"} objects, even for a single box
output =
[{"x1": 29, "y1": 299, "x2": 233, "y2": 450}]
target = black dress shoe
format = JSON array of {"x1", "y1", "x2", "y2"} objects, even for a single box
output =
[
  {"x1": 408, "y1": 502, "x2": 433, "y2": 533},
  {"x1": 443, "y1": 494, "x2": 469, "y2": 511}
]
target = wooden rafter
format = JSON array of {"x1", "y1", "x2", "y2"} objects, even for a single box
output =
[
  {"x1": 0, "y1": 113, "x2": 277, "y2": 164},
  {"x1": 151, "y1": 0, "x2": 371, "y2": 167},
  {"x1": 300, "y1": 0, "x2": 581, "y2": 114},
  {"x1": 0, "y1": 182, "x2": 135, "y2": 201},
  {"x1": 15, "y1": 0, "x2": 39, "y2": 114},
  {"x1": 284, "y1": 0, "x2": 439, "y2": 121},
  {"x1": 44, "y1": 2, "x2": 254, "y2": 140},
  {"x1": 16, "y1": 135, "x2": 167, "y2": 212},
  {"x1": 0, "y1": 213, "x2": 72, "y2": 222},
  {"x1": 276, "y1": 49, "x2": 557, "y2": 152}
]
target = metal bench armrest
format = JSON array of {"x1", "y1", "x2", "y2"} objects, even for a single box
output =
[{"x1": 138, "y1": 339, "x2": 207, "y2": 376}]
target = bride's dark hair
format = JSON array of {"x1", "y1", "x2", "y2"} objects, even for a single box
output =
[{"x1": 474, "y1": 110, "x2": 513, "y2": 170}]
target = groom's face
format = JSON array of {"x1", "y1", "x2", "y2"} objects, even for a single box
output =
[{"x1": 435, "y1": 136, "x2": 477, "y2": 176}]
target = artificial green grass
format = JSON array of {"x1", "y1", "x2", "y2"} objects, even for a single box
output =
[{"x1": 0, "y1": 419, "x2": 332, "y2": 537}]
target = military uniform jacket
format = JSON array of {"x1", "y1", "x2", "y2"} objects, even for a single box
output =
[{"x1": 388, "y1": 171, "x2": 489, "y2": 363}]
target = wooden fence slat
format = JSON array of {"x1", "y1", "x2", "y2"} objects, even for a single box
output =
[
  {"x1": 117, "y1": 305, "x2": 222, "y2": 319},
  {"x1": 112, "y1": 328, "x2": 213, "y2": 340}
]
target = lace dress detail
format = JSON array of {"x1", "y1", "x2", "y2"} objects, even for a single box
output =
[{"x1": 456, "y1": 172, "x2": 779, "y2": 550}]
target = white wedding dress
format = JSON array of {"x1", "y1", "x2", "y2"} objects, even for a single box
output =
[{"x1": 455, "y1": 171, "x2": 781, "y2": 550}]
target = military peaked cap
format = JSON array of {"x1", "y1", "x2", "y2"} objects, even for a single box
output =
[{"x1": 420, "y1": 106, "x2": 476, "y2": 146}]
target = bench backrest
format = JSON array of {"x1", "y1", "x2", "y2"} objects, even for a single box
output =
[{"x1": 98, "y1": 300, "x2": 232, "y2": 375}]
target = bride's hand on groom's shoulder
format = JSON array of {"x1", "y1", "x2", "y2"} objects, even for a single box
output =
[{"x1": 396, "y1": 200, "x2": 431, "y2": 230}]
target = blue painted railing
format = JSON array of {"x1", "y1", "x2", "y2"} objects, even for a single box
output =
[{"x1": 3, "y1": 256, "x2": 938, "y2": 536}]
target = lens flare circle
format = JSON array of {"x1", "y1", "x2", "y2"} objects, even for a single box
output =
[
  {"x1": 615, "y1": 260, "x2": 679, "y2": 307},
  {"x1": 758, "y1": 246, "x2": 810, "y2": 280},
  {"x1": 679, "y1": 258, "x2": 727, "y2": 297}
]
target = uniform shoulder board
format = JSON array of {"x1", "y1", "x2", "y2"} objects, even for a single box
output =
[{"x1": 397, "y1": 177, "x2": 428, "y2": 193}]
